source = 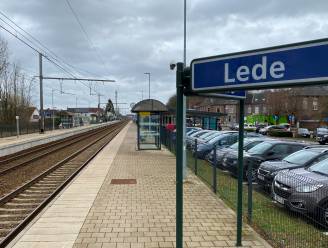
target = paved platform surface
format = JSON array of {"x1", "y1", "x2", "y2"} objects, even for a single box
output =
[{"x1": 9, "y1": 123, "x2": 271, "y2": 248}]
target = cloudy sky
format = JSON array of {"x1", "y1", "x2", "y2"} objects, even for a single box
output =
[{"x1": 1, "y1": 0, "x2": 328, "y2": 113}]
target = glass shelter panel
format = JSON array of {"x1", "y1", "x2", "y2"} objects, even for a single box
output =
[{"x1": 138, "y1": 112, "x2": 161, "y2": 150}]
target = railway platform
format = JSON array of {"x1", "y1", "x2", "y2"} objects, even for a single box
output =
[
  {"x1": 8, "y1": 123, "x2": 271, "y2": 248},
  {"x1": 0, "y1": 122, "x2": 118, "y2": 157}
]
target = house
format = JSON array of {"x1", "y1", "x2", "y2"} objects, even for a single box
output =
[
  {"x1": 67, "y1": 107, "x2": 104, "y2": 125},
  {"x1": 191, "y1": 97, "x2": 239, "y2": 125},
  {"x1": 27, "y1": 107, "x2": 40, "y2": 123}
]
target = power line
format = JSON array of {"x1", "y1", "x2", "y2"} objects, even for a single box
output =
[
  {"x1": 65, "y1": 0, "x2": 110, "y2": 71},
  {"x1": 0, "y1": 22, "x2": 90, "y2": 90},
  {"x1": 0, "y1": 10, "x2": 99, "y2": 77},
  {"x1": 0, "y1": 11, "x2": 111, "y2": 98}
]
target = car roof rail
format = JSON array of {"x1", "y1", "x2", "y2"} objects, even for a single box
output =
[{"x1": 304, "y1": 145, "x2": 328, "y2": 149}]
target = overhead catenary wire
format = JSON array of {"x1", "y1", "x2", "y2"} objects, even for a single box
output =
[
  {"x1": 0, "y1": 10, "x2": 99, "y2": 78},
  {"x1": 0, "y1": 11, "x2": 113, "y2": 100},
  {"x1": 65, "y1": 0, "x2": 110, "y2": 71},
  {"x1": 0, "y1": 22, "x2": 94, "y2": 92}
]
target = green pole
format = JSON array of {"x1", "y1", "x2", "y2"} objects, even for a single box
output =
[
  {"x1": 176, "y1": 62, "x2": 184, "y2": 248},
  {"x1": 236, "y1": 99, "x2": 245, "y2": 247}
]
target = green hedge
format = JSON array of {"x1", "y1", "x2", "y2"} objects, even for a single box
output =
[{"x1": 268, "y1": 129, "x2": 293, "y2": 137}]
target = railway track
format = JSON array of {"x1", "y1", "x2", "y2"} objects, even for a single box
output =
[
  {"x1": 0, "y1": 120, "x2": 128, "y2": 247},
  {"x1": 0, "y1": 123, "x2": 114, "y2": 174}
]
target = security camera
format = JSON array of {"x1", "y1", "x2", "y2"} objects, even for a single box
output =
[{"x1": 169, "y1": 61, "x2": 176, "y2": 70}]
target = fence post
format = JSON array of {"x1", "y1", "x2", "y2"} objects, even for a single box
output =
[
  {"x1": 212, "y1": 144, "x2": 217, "y2": 194},
  {"x1": 247, "y1": 162, "x2": 253, "y2": 223},
  {"x1": 194, "y1": 139, "x2": 198, "y2": 175}
]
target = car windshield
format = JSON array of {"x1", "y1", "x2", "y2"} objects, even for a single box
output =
[
  {"x1": 203, "y1": 132, "x2": 221, "y2": 140},
  {"x1": 283, "y1": 150, "x2": 318, "y2": 166},
  {"x1": 207, "y1": 134, "x2": 228, "y2": 145},
  {"x1": 193, "y1": 131, "x2": 209, "y2": 138},
  {"x1": 247, "y1": 142, "x2": 273, "y2": 155},
  {"x1": 308, "y1": 158, "x2": 328, "y2": 176},
  {"x1": 198, "y1": 132, "x2": 214, "y2": 139},
  {"x1": 201, "y1": 131, "x2": 216, "y2": 140},
  {"x1": 229, "y1": 139, "x2": 253, "y2": 149}
]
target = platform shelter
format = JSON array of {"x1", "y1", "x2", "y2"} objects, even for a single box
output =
[{"x1": 131, "y1": 99, "x2": 167, "y2": 150}]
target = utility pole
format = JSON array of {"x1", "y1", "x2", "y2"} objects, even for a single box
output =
[
  {"x1": 52, "y1": 89, "x2": 55, "y2": 131},
  {"x1": 39, "y1": 53, "x2": 44, "y2": 133},
  {"x1": 182, "y1": 0, "x2": 187, "y2": 179},
  {"x1": 144, "y1": 72, "x2": 150, "y2": 99},
  {"x1": 115, "y1": 90, "x2": 118, "y2": 112}
]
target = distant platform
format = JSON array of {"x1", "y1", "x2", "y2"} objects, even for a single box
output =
[
  {"x1": 0, "y1": 121, "x2": 119, "y2": 157},
  {"x1": 9, "y1": 123, "x2": 271, "y2": 248}
]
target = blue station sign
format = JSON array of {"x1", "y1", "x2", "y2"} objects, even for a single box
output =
[{"x1": 191, "y1": 38, "x2": 328, "y2": 92}]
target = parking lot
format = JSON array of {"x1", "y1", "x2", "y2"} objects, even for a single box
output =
[{"x1": 162, "y1": 124, "x2": 328, "y2": 248}]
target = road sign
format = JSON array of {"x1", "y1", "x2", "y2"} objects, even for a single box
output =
[{"x1": 191, "y1": 38, "x2": 328, "y2": 92}]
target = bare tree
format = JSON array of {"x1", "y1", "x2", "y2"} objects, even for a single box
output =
[{"x1": 0, "y1": 36, "x2": 33, "y2": 125}]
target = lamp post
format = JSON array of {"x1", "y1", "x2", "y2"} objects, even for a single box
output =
[{"x1": 144, "y1": 72, "x2": 150, "y2": 99}]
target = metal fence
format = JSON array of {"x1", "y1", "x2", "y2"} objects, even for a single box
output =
[
  {"x1": 161, "y1": 128, "x2": 328, "y2": 248},
  {"x1": 0, "y1": 122, "x2": 58, "y2": 138}
]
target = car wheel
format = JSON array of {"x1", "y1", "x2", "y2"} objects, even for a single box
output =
[
  {"x1": 318, "y1": 201, "x2": 328, "y2": 228},
  {"x1": 245, "y1": 167, "x2": 257, "y2": 182}
]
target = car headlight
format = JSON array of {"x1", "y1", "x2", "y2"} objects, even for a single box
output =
[
  {"x1": 324, "y1": 134, "x2": 328, "y2": 138},
  {"x1": 295, "y1": 184, "x2": 323, "y2": 193},
  {"x1": 270, "y1": 169, "x2": 287, "y2": 177}
]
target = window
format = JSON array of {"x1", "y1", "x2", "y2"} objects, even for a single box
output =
[
  {"x1": 302, "y1": 98, "x2": 308, "y2": 110},
  {"x1": 262, "y1": 106, "x2": 267, "y2": 114},
  {"x1": 313, "y1": 98, "x2": 318, "y2": 111},
  {"x1": 216, "y1": 107, "x2": 220, "y2": 113},
  {"x1": 311, "y1": 153, "x2": 328, "y2": 165},
  {"x1": 254, "y1": 106, "x2": 259, "y2": 114},
  {"x1": 271, "y1": 144, "x2": 289, "y2": 155},
  {"x1": 288, "y1": 145, "x2": 304, "y2": 154},
  {"x1": 207, "y1": 107, "x2": 210, "y2": 112},
  {"x1": 247, "y1": 106, "x2": 252, "y2": 114}
]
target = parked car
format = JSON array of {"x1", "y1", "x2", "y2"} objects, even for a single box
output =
[
  {"x1": 193, "y1": 132, "x2": 238, "y2": 159},
  {"x1": 189, "y1": 131, "x2": 224, "y2": 150},
  {"x1": 186, "y1": 130, "x2": 211, "y2": 148},
  {"x1": 256, "y1": 123, "x2": 267, "y2": 133},
  {"x1": 259, "y1": 125, "x2": 285, "y2": 135},
  {"x1": 186, "y1": 127, "x2": 202, "y2": 135},
  {"x1": 222, "y1": 140, "x2": 306, "y2": 180},
  {"x1": 244, "y1": 124, "x2": 257, "y2": 132},
  {"x1": 273, "y1": 158, "x2": 328, "y2": 227},
  {"x1": 316, "y1": 127, "x2": 328, "y2": 145},
  {"x1": 298, "y1": 128, "x2": 310, "y2": 138},
  {"x1": 206, "y1": 137, "x2": 269, "y2": 168},
  {"x1": 258, "y1": 146, "x2": 328, "y2": 188},
  {"x1": 279, "y1": 123, "x2": 291, "y2": 131}
]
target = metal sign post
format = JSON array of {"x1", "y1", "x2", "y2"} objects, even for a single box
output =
[
  {"x1": 236, "y1": 99, "x2": 244, "y2": 246},
  {"x1": 175, "y1": 62, "x2": 184, "y2": 248}
]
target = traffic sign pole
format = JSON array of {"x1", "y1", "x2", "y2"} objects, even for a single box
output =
[
  {"x1": 176, "y1": 62, "x2": 184, "y2": 248},
  {"x1": 236, "y1": 99, "x2": 244, "y2": 247}
]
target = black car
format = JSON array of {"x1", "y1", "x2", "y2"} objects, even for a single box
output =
[
  {"x1": 206, "y1": 137, "x2": 268, "y2": 168},
  {"x1": 316, "y1": 127, "x2": 328, "y2": 145},
  {"x1": 193, "y1": 132, "x2": 238, "y2": 159},
  {"x1": 258, "y1": 147, "x2": 328, "y2": 188},
  {"x1": 273, "y1": 159, "x2": 328, "y2": 227},
  {"x1": 222, "y1": 140, "x2": 306, "y2": 180}
]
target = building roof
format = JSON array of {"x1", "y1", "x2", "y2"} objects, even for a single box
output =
[
  {"x1": 295, "y1": 86, "x2": 328, "y2": 96},
  {"x1": 131, "y1": 99, "x2": 168, "y2": 113},
  {"x1": 67, "y1": 107, "x2": 103, "y2": 113}
]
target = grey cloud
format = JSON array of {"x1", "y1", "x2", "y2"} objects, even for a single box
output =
[{"x1": 1, "y1": 0, "x2": 328, "y2": 113}]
